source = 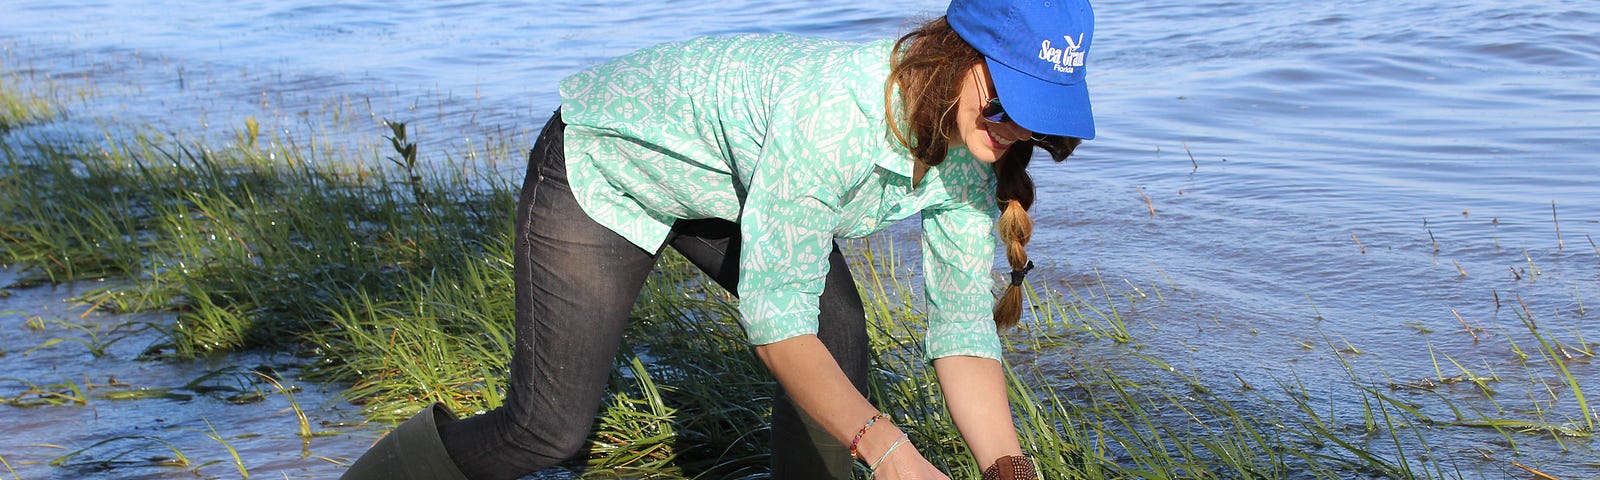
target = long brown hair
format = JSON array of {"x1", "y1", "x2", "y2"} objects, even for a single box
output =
[{"x1": 885, "y1": 17, "x2": 1078, "y2": 330}]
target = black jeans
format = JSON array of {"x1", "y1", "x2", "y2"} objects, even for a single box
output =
[{"x1": 437, "y1": 112, "x2": 870, "y2": 480}]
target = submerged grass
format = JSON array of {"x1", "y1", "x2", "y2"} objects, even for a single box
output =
[
  {"x1": 201, "y1": 417, "x2": 249, "y2": 479},
  {"x1": 0, "y1": 452, "x2": 18, "y2": 480},
  {"x1": 48, "y1": 435, "x2": 192, "y2": 470},
  {"x1": 2, "y1": 74, "x2": 1594, "y2": 479}
]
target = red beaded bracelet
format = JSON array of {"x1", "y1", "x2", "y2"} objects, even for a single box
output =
[{"x1": 849, "y1": 413, "x2": 887, "y2": 459}]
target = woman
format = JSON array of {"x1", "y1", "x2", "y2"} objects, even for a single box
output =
[{"x1": 341, "y1": 0, "x2": 1093, "y2": 478}]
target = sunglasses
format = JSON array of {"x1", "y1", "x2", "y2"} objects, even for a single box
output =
[{"x1": 981, "y1": 98, "x2": 1081, "y2": 162}]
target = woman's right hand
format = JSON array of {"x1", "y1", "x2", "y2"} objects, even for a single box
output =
[{"x1": 869, "y1": 441, "x2": 951, "y2": 480}]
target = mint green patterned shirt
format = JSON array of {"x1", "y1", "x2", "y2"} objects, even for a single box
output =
[{"x1": 559, "y1": 34, "x2": 1001, "y2": 361}]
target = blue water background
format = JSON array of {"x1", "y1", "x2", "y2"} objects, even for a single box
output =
[{"x1": 1, "y1": 1, "x2": 1596, "y2": 478}]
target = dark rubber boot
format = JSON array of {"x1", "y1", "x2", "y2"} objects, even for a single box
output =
[{"x1": 340, "y1": 403, "x2": 469, "y2": 480}]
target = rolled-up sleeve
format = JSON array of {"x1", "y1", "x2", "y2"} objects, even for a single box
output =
[
  {"x1": 735, "y1": 128, "x2": 841, "y2": 345},
  {"x1": 919, "y1": 187, "x2": 1002, "y2": 361}
]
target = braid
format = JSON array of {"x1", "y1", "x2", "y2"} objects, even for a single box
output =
[{"x1": 992, "y1": 144, "x2": 1036, "y2": 329}]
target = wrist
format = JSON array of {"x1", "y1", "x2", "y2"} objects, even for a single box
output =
[
  {"x1": 848, "y1": 413, "x2": 888, "y2": 460},
  {"x1": 868, "y1": 432, "x2": 912, "y2": 472},
  {"x1": 982, "y1": 455, "x2": 1037, "y2": 480},
  {"x1": 853, "y1": 420, "x2": 907, "y2": 464}
]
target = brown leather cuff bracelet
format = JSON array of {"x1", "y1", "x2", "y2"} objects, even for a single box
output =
[{"x1": 981, "y1": 455, "x2": 1037, "y2": 480}]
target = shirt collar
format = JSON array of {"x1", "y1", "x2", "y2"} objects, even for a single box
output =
[{"x1": 853, "y1": 39, "x2": 918, "y2": 180}]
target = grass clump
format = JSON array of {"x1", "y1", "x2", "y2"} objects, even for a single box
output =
[
  {"x1": 0, "y1": 72, "x2": 55, "y2": 132},
  {"x1": 0, "y1": 117, "x2": 517, "y2": 357}
]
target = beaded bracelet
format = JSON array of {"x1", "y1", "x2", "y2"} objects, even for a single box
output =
[
  {"x1": 869, "y1": 432, "x2": 911, "y2": 473},
  {"x1": 849, "y1": 413, "x2": 887, "y2": 459}
]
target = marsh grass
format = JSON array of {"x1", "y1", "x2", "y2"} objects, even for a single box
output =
[
  {"x1": 0, "y1": 452, "x2": 20, "y2": 480},
  {"x1": 588, "y1": 355, "x2": 684, "y2": 477},
  {"x1": 1513, "y1": 297, "x2": 1594, "y2": 434},
  {"x1": 0, "y1": 73, "x2": 54, "y2": 132},
  {"x1": 19, "y1": 318, "x2": 148, "y2": 357},
  {"x1": 201, "y1": 417, "x2": 250, "y2": 478},
  {"x1": 48, "y1": 435, "x2": 194, "y2": 471},
  {"x1": 2, "y1": 363, "x2": 314, "y2": 409},
  {"x1": 0, "y1": 112, "x2": 517, "y2": 358},
  {"x1": 249, "y1": 371, "x2": 320, "y2": 446},
  {"x1": 2, "y1": 75, "x2": 1594, "y2": 479},
  {"x1": 0, "y1": 377, "x2": 88, "y2": 407}
]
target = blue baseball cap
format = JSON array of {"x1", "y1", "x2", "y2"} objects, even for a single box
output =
[{"x1": 947, "y1": 0, "x2": 1096, "y2": 139}]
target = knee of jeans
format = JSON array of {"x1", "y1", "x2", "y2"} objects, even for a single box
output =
[{"x1": 505, "y1": 414, "x2": 592, "y2": 464}]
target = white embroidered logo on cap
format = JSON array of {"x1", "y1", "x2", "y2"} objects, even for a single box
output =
[{"x1": 1038, "y1": 33, "x2": 1085, "y2": 73}]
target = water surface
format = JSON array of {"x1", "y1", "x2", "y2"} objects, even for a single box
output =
[{"x1": 2, "y1": 0, "x2": 1596, "y2": 478}]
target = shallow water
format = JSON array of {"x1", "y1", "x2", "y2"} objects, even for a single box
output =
[
  {"x1": 2, "y1": 0, "x2": 1597, "y2": 478},
  {"x1": 0, "y1": 268, "x2": 375, "y2": 479}
]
